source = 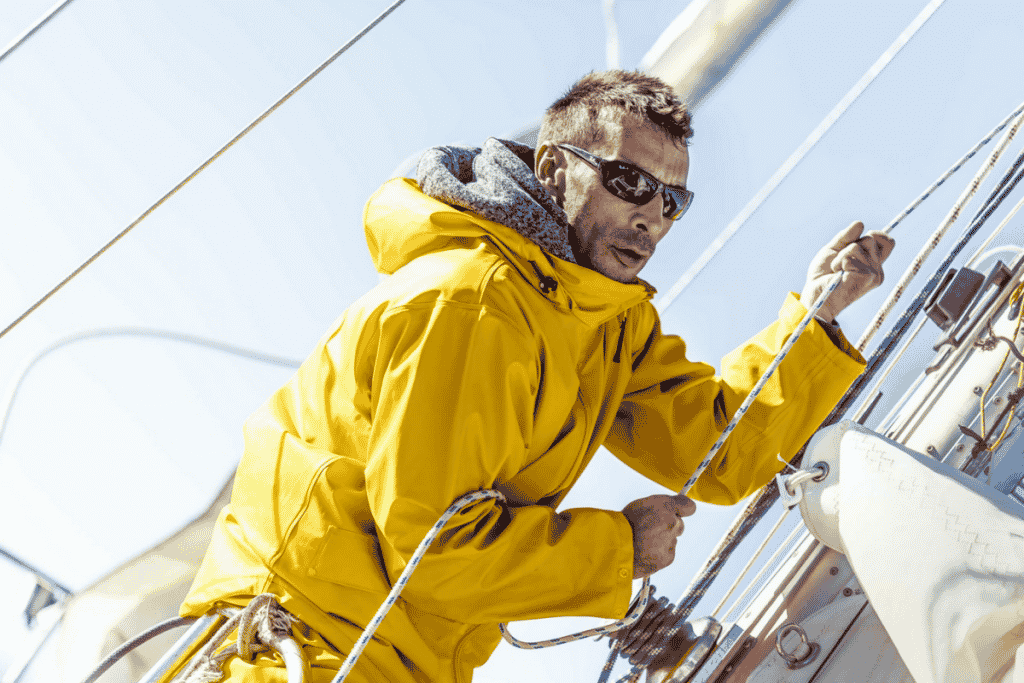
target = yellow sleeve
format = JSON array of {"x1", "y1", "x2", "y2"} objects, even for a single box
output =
[
  {"x1": 364, "y1": 300, "x2": 634, "y2": 624},
  {"x1": 605, "y1": 293, "x2": 866, "y2": 505}
]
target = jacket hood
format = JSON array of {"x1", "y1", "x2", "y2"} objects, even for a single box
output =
[
  {"x1": 363, "y1": 177, "x2": 655, "y2": 327},
  {"x1": 416, "y1": 138, "x2": 576, "y2": 263}
]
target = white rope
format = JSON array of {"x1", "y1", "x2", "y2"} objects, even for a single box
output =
[
  {"x1": 855, "y1": 108, "x2": 1024, "y2": 352},
  {"x1": 331, "y1": 490, "x2": 655, "y2": 682},
  {"x1": 655, "y1": 0, "x2": 948, "y2": 315},
  {"x1": 0, "y1": 0, "x2": 410, "y2": 342},
  {"x1": 0, "y1": 0, "x2": 76, "y2": 64},
  {"x1": 176, "y1": 595, "x2": 306, "y2": 683}
]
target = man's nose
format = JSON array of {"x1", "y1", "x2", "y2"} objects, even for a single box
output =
[{"x1": 632, "y1": 194, "x2": 671, "y2": 237}]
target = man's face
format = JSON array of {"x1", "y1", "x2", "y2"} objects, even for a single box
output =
[{"x1": 559, "y1": 119, "x2": 690, "y2": 283}]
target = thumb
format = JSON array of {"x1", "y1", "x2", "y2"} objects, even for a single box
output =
[
  {"x1": 825, "y1": 221, "x2": 865, "y2": 253},
  {"x1": 672, "y1": 494, "x2": 697, "y2": 517}
]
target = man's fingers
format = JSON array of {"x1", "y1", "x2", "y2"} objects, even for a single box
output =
[
  {"x1": 672, "y1": 493, "x2": 697, "y2": 517},
  {"x1": 825, "y1": 220, "x2": 865, "y2": 252},
  {"x1": 860, "y1": 232, "x2": 896, "y2": 263}
]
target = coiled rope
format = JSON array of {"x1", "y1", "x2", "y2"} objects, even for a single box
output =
[
  {"x1": 330, "y1": 489, "x2": 655, "y2": 682},
  {"x1": 0, "y1": 0, "x2": 410, "y2": 342},
  {"x1": 595, "y1": 100, "x2": 1024, "y2": 683}
]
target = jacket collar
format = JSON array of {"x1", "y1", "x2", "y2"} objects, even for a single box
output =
[{"x1": 364, "y1": 178, "x2": 654, "y2": 328}]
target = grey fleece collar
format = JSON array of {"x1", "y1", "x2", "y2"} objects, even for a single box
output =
[{"x1": 416, "y1": 138, "x2": 577, "y2": 264}]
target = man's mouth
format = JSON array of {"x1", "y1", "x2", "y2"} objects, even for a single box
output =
[{"x1": 611, "y1": 245, "x2": 649, "y2": 267}]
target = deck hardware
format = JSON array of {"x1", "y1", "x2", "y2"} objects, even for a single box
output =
[{"x1": 775, "y1": 624, "x2": 820, "y2": 670}]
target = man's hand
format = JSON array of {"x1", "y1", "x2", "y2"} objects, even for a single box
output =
[
  {"x1": 622, "y1": 493, "x2": 696, "y2": 579},
  {"x1": 801, "y1": 221, "x2": 896, "y2": 324}
]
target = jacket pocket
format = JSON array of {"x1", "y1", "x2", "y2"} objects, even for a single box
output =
[{"x1": 308, "y1": 525, "x2": 392, "y2": 594}]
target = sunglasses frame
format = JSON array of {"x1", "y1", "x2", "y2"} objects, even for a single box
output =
[{"x1": 555, "y1": 143, "x2": 694, "y2": 220}]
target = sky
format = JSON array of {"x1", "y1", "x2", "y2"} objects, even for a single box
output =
[{"x1": 2, "y1": 0, "x2": 1024, "y2": 681}]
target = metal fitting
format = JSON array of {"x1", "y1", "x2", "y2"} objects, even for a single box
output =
[{"x1": 775, "y1": 624, "x2": 820, "y2": 670}]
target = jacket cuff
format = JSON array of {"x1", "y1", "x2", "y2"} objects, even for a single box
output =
[
  {"x1": 608, "y1": 510, "x2": 637, "y2": 617},
  {"x1": 786, "y1": 293, "x2": 866, "y2": 366}
]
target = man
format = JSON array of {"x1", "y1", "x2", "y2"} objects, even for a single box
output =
[{"x1": 180, "y1": 70, "x2": 893, "y2": 682}]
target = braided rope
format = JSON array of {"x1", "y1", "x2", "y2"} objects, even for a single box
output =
[
  {"x1": 332, "y1": 490, "x2": 655, "y2": 681},
  {"x1": 174, "y1": 594, "x2": 306, "y2": 683},
  {"x1": 856, "y1": 106, "x2": 1024, "y2": 351}
]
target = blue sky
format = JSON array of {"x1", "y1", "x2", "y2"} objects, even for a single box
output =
[{"x1": 2, "y1": 1, "x2": 1024, "y2": 681}]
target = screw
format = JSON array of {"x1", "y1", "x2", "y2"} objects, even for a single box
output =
[
  {"x1": 829, "y1": 567, "x2": 839, "y2": 576},
  {"x1": 927, "y1": 445, "x2": 938, "y2": 456},
  {"x1": 957, "y1": 444, "x2": 966, "y2": 452},
  {"x1": 724, "y1": 665, "x2": 734, "y2": 674},
  {"x1": 996, "y1": 397, "x2": 1004, "y2": 405},
  {"x1": 843, "y1": 588, "x2": 853, "y2": 597},
  {"x1": 975, "y1": 386, "x2": 984, "y2": 396}
]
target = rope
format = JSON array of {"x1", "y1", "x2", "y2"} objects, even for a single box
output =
[
  {"x1": 331, "y1": 489, "x2": 654, "y2": 682},
  {"x1": 0, "y1": 0, "x2": 410, "y2": 343},
  {"x1": 655, "y1": 0, "x2": 948, "y2": 314},
  {"x1": 600, "y1": 96, "x2": 1024, "y2": 683},
  {"x1": 0, "y1": 0, "x2": 77, "y2": 65},
  {"x1": 855, "y1": 107, "x2": 1024, "y2": 351},
  {"x1": 175, "y1": 594, "x2": 308, "y2": 683},
  {"x1": 79, "y1": 615, "x2": 196, "y2": 683}
]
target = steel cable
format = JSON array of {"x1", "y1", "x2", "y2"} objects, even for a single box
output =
[
  {"x1": 0, "y1": 0, "x2": 410, "y2": 342},
  {"x1": 656, "y1": 0, "x2": 949, "y2": 313},
  {"x1": 0, "y1": 0, "x2": 77, "y2": 65}
]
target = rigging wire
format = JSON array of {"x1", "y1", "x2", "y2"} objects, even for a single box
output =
[
  {"x1": 0, "y1": 327, "x2": 301, "y2": 599},
  {"x1": 602, "y1": 104, "x2": 1024, "y2": 683},
  {"x1": 655, "y1": 0, "x2": 947, "y2": 314},
  {"x1": 0, "y1": 0, "x2": 409, "y2": 343},
  {"x1": 0, "y1": 0, "x2": 77, "y2": 65},
  {"x1": 0, "y1": 327, "x2": 301, "y2": 451},
  {"x1": 856, "y1": 110, "x2": 1024, "y2": 351}
]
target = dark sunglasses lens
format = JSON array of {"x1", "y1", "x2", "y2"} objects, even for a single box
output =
[
  {"x1": 663, "y1": 188, "x2": 692, "y2": 219},
  {"x1": 604, "y1": 163, "x2": 656, "y2": 203}
]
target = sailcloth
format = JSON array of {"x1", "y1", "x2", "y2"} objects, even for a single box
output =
[{"x1": 799, "y1": 421, "x2": 1024, "y2": 683}]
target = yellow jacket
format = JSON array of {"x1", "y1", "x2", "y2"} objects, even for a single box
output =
[{"x1": 181, "y1": 178, "x2": 865, "y2": 682}]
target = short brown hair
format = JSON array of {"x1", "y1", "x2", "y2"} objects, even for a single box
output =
[{"x1": 539, "y1": 70, "x2": 693, "y2": 150}]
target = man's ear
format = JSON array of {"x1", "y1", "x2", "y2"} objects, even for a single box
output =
[{"x1": 535, "y1": 142, "x2": 567, "y2": 207}]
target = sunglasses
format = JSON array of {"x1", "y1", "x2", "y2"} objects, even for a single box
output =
[{"x1": 556, "y1": 143, "x2": 694, "y2": 220}]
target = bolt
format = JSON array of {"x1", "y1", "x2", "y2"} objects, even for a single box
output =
[
  {"x1": 996, "y1": 397, "x2": 1004, "y2": 405},
  {"x1": 975, "y1": 386, "x2": 985, "y2": 396},
  {"x1": 927, "y1": 445, "x2": 938, "y2": 456},
  {"x1": 829, "y1": 567, "x2": 839, "y2": 576},
  {"x1": 724, "y1": 665, "x2": 734, "y2": 674},
  {"x1": 843, "y1": 588, "x2": 853, "y2": 597}
]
